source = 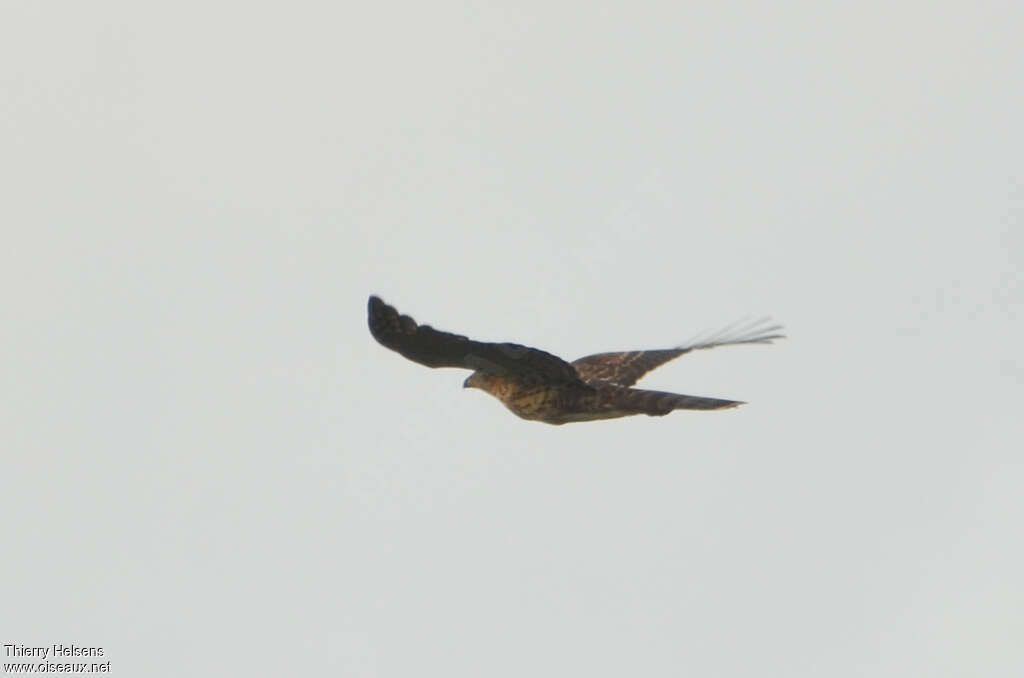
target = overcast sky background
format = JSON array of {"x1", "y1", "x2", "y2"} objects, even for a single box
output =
[{"x1": 3, "y1": 2, "x2": 1022, "y2": 676}]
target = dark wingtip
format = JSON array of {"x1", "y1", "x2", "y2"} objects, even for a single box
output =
[
  {"x1": 367, "y1": 295, "x2": 393, "y2": 340},
  {"x1": 368, "y1": 295, "x2": 420, "y2": 348},
  {"x1": 368, "y1": 295, "x2": 396, "y2": 321}
]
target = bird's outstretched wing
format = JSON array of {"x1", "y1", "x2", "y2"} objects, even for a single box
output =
[
  {"x1": 368, "y1": 296, "x2": 584, "y2": 383},
  {"x1": 572, "y1": 318, "x2": 785, "y2": 387}
]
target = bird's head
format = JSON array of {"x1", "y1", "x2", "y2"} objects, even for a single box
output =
[{"x1": 463, "y1": 372, "x2": 483, "y2": 389}]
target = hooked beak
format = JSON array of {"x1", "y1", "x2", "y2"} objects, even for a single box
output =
[{"x1": 463, "y1": 374, "x2": 476, "y2": 389}]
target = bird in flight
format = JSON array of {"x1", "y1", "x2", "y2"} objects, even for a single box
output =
[{"x1": 367, "y1": 296, "x2": 783, "y2": 425}]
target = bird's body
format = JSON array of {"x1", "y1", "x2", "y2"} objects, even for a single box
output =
[{"x1": 367, "y1": 296, "x2": 782, "y2": 425}]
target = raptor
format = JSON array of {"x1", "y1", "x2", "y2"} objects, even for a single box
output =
[{"x1": 368, "y1": 296, "x2": 783, "y2": 425}]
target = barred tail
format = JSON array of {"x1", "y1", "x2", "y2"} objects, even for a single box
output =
[{"x1": 615, "y1": 387, "x2": 744, "y2": 416}]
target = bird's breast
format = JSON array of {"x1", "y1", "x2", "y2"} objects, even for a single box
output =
[
  {"x1": 507, "y1": 387, "x2": 555, "y2": 417},
  {"x1": 476, "y1": 376, "x2": 556, "y2": 420}
]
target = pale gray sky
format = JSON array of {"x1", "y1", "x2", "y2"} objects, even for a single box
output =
[{"x1": 3, "y1": 2, "x2": 1022, "y2": 676}]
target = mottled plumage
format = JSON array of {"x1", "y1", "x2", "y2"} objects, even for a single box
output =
[{"x1": 368, "y1": 296, "x2": 783, "y2": 425}]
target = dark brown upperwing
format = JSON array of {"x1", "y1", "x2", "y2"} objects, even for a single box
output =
[
  {"x1": 368, "y1": 296, "x2": 584, "y2": 384},
  {"x1": 572, "y1": 349, "x2": 693, "y2": 387},
  {"x1": 572, "y1": 318, "x2": 785, "y2": 387}
]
